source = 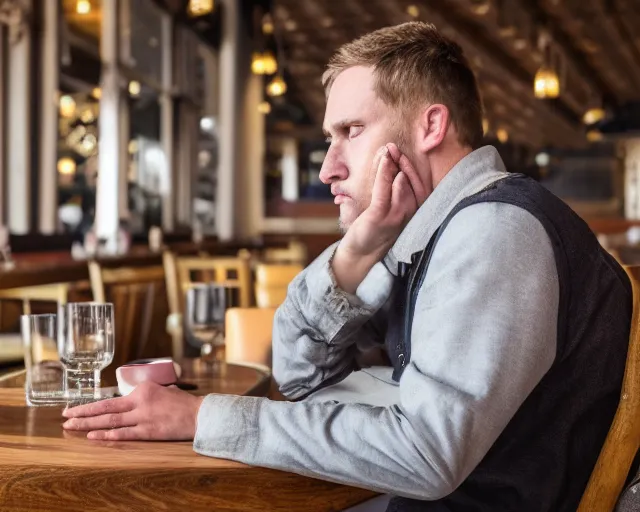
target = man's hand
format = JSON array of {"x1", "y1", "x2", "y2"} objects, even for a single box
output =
[
  {"x1": 62, "y1": 381, "x2": 204, "y2": 441},
  {"x1": 333, "y1": 143, "x2": 429, "y2": 294}
]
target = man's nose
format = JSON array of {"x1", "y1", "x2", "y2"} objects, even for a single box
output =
[{"x1": 319, "y1": 150, "x2": 347, "y2": 185}]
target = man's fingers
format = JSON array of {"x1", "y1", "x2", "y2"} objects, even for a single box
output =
[
  {"x1": 386, "y1": 143, "x2": 428, "y2": 205},
  {"x1": 391, "y1": 172, "x2": 417, "y2": 221},
  {"x1": 63, "y1": 410, "x2": 138, "y2": 432},
  {"x1": 62, "y1": 396, "x2": 134, "y2": 418},
  {"x1": 370, "y1": 147, "x2": 399, "y2": 210},
  {"x1": 87, "y1": 426, "x2": 143, "y2": 441}
]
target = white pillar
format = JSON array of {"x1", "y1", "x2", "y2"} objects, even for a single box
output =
[
  {"x1": 216, "y1": 0, "x2": 241, "y2": 241},
  {"x1": 281, "y1": 138, "x2": 299, "y2": 202},
  {"x1": 624, "y1": 138, "x2": 640, "y2": 220},
  {"x1": 38, "y1": 0, "x2": 60, "y2": 234},
  {"x1": 0, "y1": 26, "x2": 5, "y2": 226},
  {"x1": 160, "y1": 12, "x2": 174, "y2": 232},
  {"x1": 7, "y1": 0, "x2": 32, "y2": 234},
  {"x1": 96, "y1": 0, "x2": 120, "y2": 252},
  {"x1": 236, "y1": 72, "x2": 265, "y2": 239}
]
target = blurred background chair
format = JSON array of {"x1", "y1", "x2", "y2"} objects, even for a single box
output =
[
  {"x1": 254, "y1": 263, "x2": 303, "y2": 308},
  {"x1": 225, "y1": 307, "x2": 276, "y2": 368}
]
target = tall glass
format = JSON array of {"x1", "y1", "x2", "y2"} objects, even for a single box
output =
[
  {"x1": 20, "y1": 314, "x2": 66, "y2": 406},
  {"x1": 60, "y1": 303, "x2": 115, "y2": 401},
  {"x1": 184, "y1": 284, "x2": 227, "y2": 364}
]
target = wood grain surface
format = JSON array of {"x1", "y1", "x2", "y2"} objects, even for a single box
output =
[{"x1": 0, "y1": 379, "x2": 376, "y2": 511}]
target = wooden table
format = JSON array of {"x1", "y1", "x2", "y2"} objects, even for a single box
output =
[{"x1": 0, "y1": 364, "x2": 376, "y2": 511}]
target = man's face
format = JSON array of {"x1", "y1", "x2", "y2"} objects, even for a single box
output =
[{"x1": 320, "y1": 66, "x2": 409, "y2": 232}]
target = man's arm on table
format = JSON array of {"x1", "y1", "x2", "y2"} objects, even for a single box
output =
[
  {"x1": 272, "y1": 241, "x2": 393, "y2": 399},
  {"x1": 193, "y1": 203, "x2": 559, "y2": 500}
]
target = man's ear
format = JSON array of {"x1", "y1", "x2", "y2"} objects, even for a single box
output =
[{"x1": 416, "y1": 104, "x2": 450, "y2": 153}]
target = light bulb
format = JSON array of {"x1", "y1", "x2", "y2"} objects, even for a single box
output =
[
  {"x1": 266, "y1": 76, "x2": 287, "y2": 97},
  {"x1": 57, "y1": 158, "x2": 76, "y2": 175},
  {"x1": 496, "y1": 128, "x2": 509, "y2": 144},
  {"x1": 59, "y1": 95, "x2": 76, "y2": 118},
  {"x1": 583, "y1": 108, "x2": 606, "y2": 125},
  {"x1": 76, "y1": 0, "x2": 91, "y2": 15},
  {"x1": 128, "y1": 81, "x2": 141, "y2": 97},
  {"x1": 534, "y1": 68, "x2": 560, "y2": 99},
  {"x1": 187, "y1": 0, "x2": 214, "y2": 17},
  {"x1": 251, "y1": 53, "x2": 266, "y2": 75},
  {"x1": 261, "y1": 52, "x2": 278, "y2": 75}
]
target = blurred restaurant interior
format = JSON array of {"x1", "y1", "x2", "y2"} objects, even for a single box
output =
[
  {"x1": 1, "y1": 0, "x2": 640, "y2": 378},
  {"x1": 2, "y1": 0, "x2": 640, "y2": 509}
]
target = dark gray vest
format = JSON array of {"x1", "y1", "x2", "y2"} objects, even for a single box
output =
[{"x1": 385, "y1": 174, "x2": 632, "y2": 512}]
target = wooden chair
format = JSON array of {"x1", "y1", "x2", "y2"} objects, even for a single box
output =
[
  {"x1": 254, "y1": 263, "x2": 303, "y2": 308},
  {"x1": 225, "y1": 307, "x2": 276, "y2": 369},
  {"x1": 163, "y1": 252, "x2": 252, "y2": 359},
  {"x1": 173, "y1": 255, "x2": 252, "y2": 310},
  {"x1": 577, "y1": 265, "x2": 640, "y2": 511},
  {"x1": 88, "y1": 261, "x2": 170, "y2": 367}
]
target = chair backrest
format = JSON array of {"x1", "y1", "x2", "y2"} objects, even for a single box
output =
[
  {"x1": 262, "y1": 240, "x2": 308, "y2": 265},
  {"x1": 224, "y1": 307, "x2": 276, "y2": 368},
  {"x1": 88, "y1": 261, "x2": 170, "y2": 367},
  {"x1": 254, "y1": 263, "x2": 303, "y2": 308},
  {"x1": 0, "y1": 283, "x2": 70, "y2": 315},
  {"x1": 174, "y1": 255, "x2": 252, "y2": 309},
  {"x1": 578, "y1": 265, "x2": 640, "y2": 511}
]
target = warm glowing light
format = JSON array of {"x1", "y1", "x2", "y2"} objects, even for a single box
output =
[
  {"x1": 266, "y1": 76, "x2": 287, "y2": 97},
  {"x1": 583, "y1": 108, "x2": 606, "y2": 125},
  {"x1": 406, "y1": 5, "x2": 419, "y2": 17},
  {"x1": 82, "y1": 134, "x2": 97, "y2": 152},
  {"x1": 471, "y1": 1, "x2": 491, "y2": 15},
  {"x1": 534, "y1": 67, "x2": 560, "y2": 99},
  {"x1": 251, "y1": 53, "x2": 266, "y2": 75},
  {"x1": 57, "y1": 158, "x2": 76, "y2": 175},
  {"x1": 187, "y1": 0, "x2": 214, "y2": 17},
  {"x1": 258, "y1": 101, "x2": 271, "y2": 114},
  {"x1": 80, "y1": 109, "x2": 94, "y2": 123},
  {"x1": 482, "y1": 118, "x2": 489, "y2": 135},
  {"x1": 535, "y1": 152, "x2": 550, "y2": 167},
  {"x1": 76, "y1": 0, "x2": 91, "y2": 15},
  {"x1": 262, "y1": 13, "x2": 274, "y2": 34},
  {"x1": 128, "y1": 140, "x2": 139, "y2": 154},
  {"x1": 261, "y1": 51, "x2": 278, "y2": 75},
  {"x1": 128, "y1": 81, "x2": 141, "y2": 96},
  {"x1": 59, "y1": 95, "x2": 76, "y2": 118},
  {"x1": 92, "y1": 87, "x2": 101, "y2": 99},
  {"x1": 587, "y1": 130, "x2": 603, "y2": 142},
  {"x1": 496, "y1": 128, "x2": 509, "y2": 144}
]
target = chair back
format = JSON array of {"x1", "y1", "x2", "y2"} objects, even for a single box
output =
[
  {"x1": 88, "y1": 261, "x2": 169, "y2": 367},
  {"x1": 174, "y1": 255, "x2": 252, "y2": 309},
  {"x1": 262, "y1": 240, "x2": 307, "y2": 265},
  {"x1": 254, "y1": 263, "x2": 303, "y2": 308},
  {"x1": 224, "y1": 307, "x2": 276, "y2": 368},
  {"x1": 578, "y1": 265, "x2": 640, "y2": 511},
  {"x1": 0, "y1": 283, "x2": 70, "y2": 315}
]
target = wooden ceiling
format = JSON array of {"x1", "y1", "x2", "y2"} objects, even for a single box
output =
[{"x1": 272, "y1": 0, "x2": 640, "y2": 149}]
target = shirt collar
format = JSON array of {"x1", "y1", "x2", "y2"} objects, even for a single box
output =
[{"x1": 384, "y1": 145, "x2": 510, "y2": 271}]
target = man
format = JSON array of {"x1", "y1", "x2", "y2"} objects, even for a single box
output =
[{"x1": 63, "y1": 22, "x2": 632, "y2": 511}]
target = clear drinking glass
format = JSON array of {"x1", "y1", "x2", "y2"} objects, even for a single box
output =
[
  {"x1": 60, "y1": 303, "x2": 115, "y2": 401},
  {"x1": 184, "y1": 284, "x2": 227, "y2": 363},
  {"x1": 21, "y1": 314, "x2": 66, "y2": 406}
]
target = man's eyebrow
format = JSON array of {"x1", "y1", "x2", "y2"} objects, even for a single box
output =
[{"x1": 323, "y1": 119, "x2": 363, "y2": 136}]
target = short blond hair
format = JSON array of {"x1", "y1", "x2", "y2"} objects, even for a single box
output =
[{"x1": 323, "y1": 22, "x2": 483, "y2": 149}]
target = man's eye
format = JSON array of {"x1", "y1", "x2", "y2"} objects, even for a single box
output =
[{"x1": 348, "y1": 126, "x2": 363, "y2": 139}]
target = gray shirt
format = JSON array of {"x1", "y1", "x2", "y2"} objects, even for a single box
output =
[{"x1": 194, "y1": 145, "x2": 559, "y2": 500}]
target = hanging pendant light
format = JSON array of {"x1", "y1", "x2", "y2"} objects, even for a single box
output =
[
  {"x1": 496, "y1": 128, "x2": 509, "y2": 144},
  {"x1": 261, "y1": 51, "x2": 278, "y2": 75},
  {"x1": 583, "y1": 107, "x2": 606, "y2": 125},
  {"x1": 251, "y1": 53, "x2": 266, "y2": 75},
  {"x1": 187, "y1": 0, "x2": 214, "y2": 17},
  {"x1": 267, "y1": 76, "x2": 287, "y2": 97},
  {"x1": 76, "y1": 0, "x2": 91, "y2": 15},
  {"x1": 534, "y1": 67, "x2": 560, "y2": 99},
  {"x1": 534, "y1": 31, "x2": 561, "y2": 99}
]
